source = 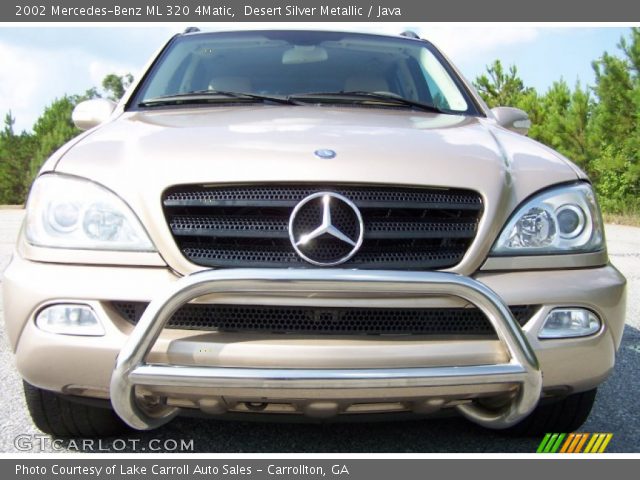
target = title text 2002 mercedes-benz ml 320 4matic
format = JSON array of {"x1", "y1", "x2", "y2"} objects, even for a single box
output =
[{"x1": 3, "y1": 29, "x2": 626, "y2": 437}]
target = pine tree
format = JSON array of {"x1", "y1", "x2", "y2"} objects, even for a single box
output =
[{"x1": 0, "y1": 112, "x2": 35, "y2": 204}]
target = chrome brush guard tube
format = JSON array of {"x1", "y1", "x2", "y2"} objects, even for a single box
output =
[{"x1": 110, "y1": 269, "x2": 542, "y2": 430}]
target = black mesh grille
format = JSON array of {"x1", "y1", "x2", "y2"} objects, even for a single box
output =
[
  {"x1": 163, "y1": 185, "x2": 482, "y2": 269},
  {"x1": 112, "y1": 302, "x2": 537, "y2": 337},
  {"x1": 164, "y1": 186, "x2": 482, "y2": 208}
]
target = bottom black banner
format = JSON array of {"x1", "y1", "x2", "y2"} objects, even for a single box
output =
[{"x1": 3, "y1": 459, "x2": 638, "y2": 480}]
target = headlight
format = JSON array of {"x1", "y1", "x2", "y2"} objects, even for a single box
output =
[
  {"x1": 25, "y1": 174, "x2": 155, "y2": 251},
  {"x1": 491, "y1": 183, "x2": 604, "y2": 255}
]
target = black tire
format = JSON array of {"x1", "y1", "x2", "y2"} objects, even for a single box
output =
[
  {"x1": 504, "y1": 388, "x2": 598, "y2": 436},
  {"x1": 23, "y1": 381, "x2": 130, "y2": 438}
]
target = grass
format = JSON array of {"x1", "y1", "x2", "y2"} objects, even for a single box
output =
[{"x1": 603, "y1": 212, "x2": 640, "y2": 227}]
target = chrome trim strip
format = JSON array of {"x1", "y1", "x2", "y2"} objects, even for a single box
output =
[
  {"x1": 481, "y1": 250, "x2": 608, "y2": 271},
  {"x1": 110, "y1": 269, "x2": 542, "y2": 430},
  {"x1": 130, "y1": 363, "x2": 528, "y2": 389}
]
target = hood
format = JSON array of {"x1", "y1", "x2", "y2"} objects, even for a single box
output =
[
  {"x1": 53, "y1": 105, "x2": 581, "y2": 274},
  {"x1": 56, "y1": 105, "x2": 578, "y2": 194}
]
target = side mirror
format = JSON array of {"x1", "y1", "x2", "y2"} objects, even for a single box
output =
[
  {"x1": 491, "y1": 107, "x2": 531, "y2": 136},
  {"x1": 72, "y1": 99, "x2": 117, "y2": 130}
]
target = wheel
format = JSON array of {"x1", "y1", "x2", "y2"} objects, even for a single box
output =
[
  {"x1": 23, "y1": 381, "x2": 130, "y2": 438},
  {"x1": 504, "y1": 388, "x2": 598, "y2": 436}
]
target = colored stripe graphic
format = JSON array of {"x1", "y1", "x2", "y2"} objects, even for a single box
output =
[
  {"x1": 537, "y1": 433, "x2": 566, "y2": 453},
  {"x1": 598, "y1": 434, "x2": 613, "y2": 453},
  {"x1": 591, "y1": 434, "x2": 607, "y2": 453},
  {"x1": 544, "y1": 433, "x2": 559, "y2": 453},
  {"x1": 574, "y1": 433, "x2": 589, "y2": 453},
  {"x1": 568, "y1": 433, "x2": 582, "y2": 453},
  {"x1": 537, "y1": 433, "x2": 552, "y2": 453},
  {"x1": 550, "y1": 433, "x2": 566, "y2": 453},
  {"x1": 538, "y1": 433, "x2": 613, "y2": 453},
  {"x1": 560, "y1": 433, "x2": 575, "y2": 453},
  {"x1": 584, "y1": 433, "x2": 599, "y2": 453}
]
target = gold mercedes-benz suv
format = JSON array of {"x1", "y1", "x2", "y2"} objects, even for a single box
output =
[{"x1": 3, "y1": 29, "x2": 626, "y2": 437}]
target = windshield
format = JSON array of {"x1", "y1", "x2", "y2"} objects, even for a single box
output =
[{"x1": 133, "y1": 30, "x2": 479, "y2": 115}]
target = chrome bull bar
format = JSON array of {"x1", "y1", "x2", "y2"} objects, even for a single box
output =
[{"x1": 110, "y1": 269, "x2": 542, "y2": 430}]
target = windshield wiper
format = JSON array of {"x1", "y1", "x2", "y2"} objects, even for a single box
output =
[
  {"x1": 138, "y1": 90, "x2": 300, "y2": 107},
  {"x1": 288, "y1": 91, "x2": 446, "y2": 114}
]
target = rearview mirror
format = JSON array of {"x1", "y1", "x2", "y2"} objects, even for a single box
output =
[
  {"x1": 72, "y1": 98, "x2": 117, "y2": 130},
  {"x1": 491, "y1": 107, "x2": 531, "y2": 136},
  {"x1": 282, "y1": 46, "x2": 328, "y2": 65}
]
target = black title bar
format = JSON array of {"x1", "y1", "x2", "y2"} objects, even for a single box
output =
[{"x1": 3, "y1": 0, "x2": 640, "y2": 22}]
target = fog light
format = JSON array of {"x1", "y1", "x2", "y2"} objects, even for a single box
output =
[
  {"x1": 539, "y1": 308, "x2": 601, "y2": 339},
  {"x1": 35, "y1": 304, "x2": 104, "y2": 336}
]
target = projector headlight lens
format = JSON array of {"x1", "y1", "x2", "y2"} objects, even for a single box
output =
[
  {"x1": 492, "y1": 183, "x2": 604, "y2": 255},
  {"x1": 25, "y1": 174, "x2": 154, "y2": 251}
]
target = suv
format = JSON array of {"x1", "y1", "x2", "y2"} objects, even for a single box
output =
[{"x1": 4, "y1": 29, "x2": 626, "y2": 438}]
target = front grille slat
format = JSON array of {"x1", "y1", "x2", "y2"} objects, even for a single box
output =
[
  {"x1": 165, "y1": 198, "x2": 482, "y2": 210},
  {"x1": 112, "y1": 302, "x2": 538, "y2": 337},
  {"x1": 180, "y1": 244, "x2": 468, "y2": 269},
  {"x1": 170, "y1": 215, "x2": 477, "y2": 240},
  {"x1": 164, "y1": 186, "x2": 483, "y2": 210},
  {"x1": 163, "y1": 185, "x2": 483, "y2": 269},
  {"x1": 183, "y1": 244, "x2": 301, "y2": 267},
  {"x1": 365, "y1": 220, "x2": 477, "y2": 239},
  {"x1": 170, "y1": 215, "x2": 290, "y2": 238},
  {"x1": 165, "y1": 199, "x2": 301, "y2": 208}
]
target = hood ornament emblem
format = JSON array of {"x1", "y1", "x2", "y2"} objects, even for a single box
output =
[
  {"x1": 289, "y1": 192, "x2": 363, "y2": 266},
  {"x1": 314, "y1": 149, "x2": 336, "y2": 159}
]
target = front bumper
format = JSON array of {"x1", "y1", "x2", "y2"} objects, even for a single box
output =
[
  {"x1": 3, "y1": 256, "x2": 626, "y2": 430},
  {"x1": 111, "y1": 269, "x2": 542, "y2": 430}
]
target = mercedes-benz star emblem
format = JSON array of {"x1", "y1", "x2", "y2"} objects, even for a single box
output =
[
  {"x1": 289, "y1": 192, "x2": 364, "y2": 266},
  {"x1": 314, "y1": 149, "x2": 336, "y2": 159}
]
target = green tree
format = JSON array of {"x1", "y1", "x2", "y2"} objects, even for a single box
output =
[
  {"x1": 619, "y1": 27, "x2": 640, "y2": 77},
  {"x1": 0, "y1": 112, "x2": 35, "y2": 204},
  {"x1": 0, "y1": 73, "x2": 119, "y2": 203},
  {"x1": 534, "y1": 80, "x2": 593, "y2": 171},
  {"x1": 473, "y1": 60, "x2": 549, "y2": 144},
  {"x1": 562, "y1": 84, "x2": 593, "y2": 170},
  {"x1": 473, "y1": 60, "x2": 532, "y2": 108},
  {"x1": 102, "y1": 73, "x2": 133, "y2": 102},
  {"x1": 28, "y1": 96, "x2": 80, "y2": 182},
  {"x1": 474, "y1": 29, "x2": 640, "y2": 215},
  {"x1": 27, "y1": 88, "x2": 101, "y2": 184},
  {"x1": 590, "y1": 53, "x2": 634, "y2": 147},
  {"x1": 589, "y1": 31, "x2": 640, "y2": 213}
]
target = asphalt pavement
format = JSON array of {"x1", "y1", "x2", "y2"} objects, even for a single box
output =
[{"x1": 0, "y1": 209, "x2": 638, "y2": 453}]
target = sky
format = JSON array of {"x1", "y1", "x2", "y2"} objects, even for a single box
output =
[{"x1": 0, "y1": 24, "x2": 632, "y2": 132}]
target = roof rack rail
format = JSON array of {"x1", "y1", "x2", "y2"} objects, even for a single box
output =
[
  {"x1": 183, "y1": 27, "x2": 200, "y2": 34},
  {"x1": 400, "y1": 30, "x2": 420, "y2": 40}
]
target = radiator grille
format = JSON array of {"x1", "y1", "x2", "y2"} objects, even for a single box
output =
[
  {"x1": 163, "y1": 184, "x2": 483, "y2": 269},
  {"x1": 113, "y1": 302, "x2": 537, "y2": 337}
]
